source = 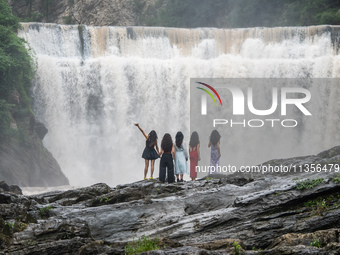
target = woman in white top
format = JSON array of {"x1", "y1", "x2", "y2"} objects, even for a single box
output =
[{"x1": 174, "y1": 131, "x2": 188, "y2": 182}]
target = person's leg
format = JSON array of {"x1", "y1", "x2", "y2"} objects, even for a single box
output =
[
  {"x1": 167, "y1": 155, "x2": 175, "y2": 183},
  {"x1": 190, "y1": 159, "x2": 196, "y2": 181},
  {"x1": 159, "y1": 157, "x2": 166, "y2": 182},
  {"x1": 144, "y1": 159, "x2": 149, "y2": 179},
  {"x1": 150, "y1": 160, "x2": 155, "y2": 179},
  {"x1": 193, "y1": 160, "x2": 197, "y2": 181},
  {"x1": 180, "y1": 174, "x2": 184, "y2": 182},
  {"x1": 176, "y1": 174, "x2": 179, "y2": 182}
]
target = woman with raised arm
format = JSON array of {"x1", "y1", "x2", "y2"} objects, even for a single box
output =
[{"x1": 135, "y1": 123, "x2": 159, "y2": 180}]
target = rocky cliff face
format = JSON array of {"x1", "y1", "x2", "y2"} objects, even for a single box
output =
[
  {"x1": 0, "y1": 90, "x2": 69, "y2": 187},
  {"x1": 9, "y1": 0, "x2": 157, "y2": 26},
  {"x1": 1, "y1": 146, "x2": 340, "y2": 254},
  {"x1": 0, "y1": 136, "x2": 69, "y2": 187}
]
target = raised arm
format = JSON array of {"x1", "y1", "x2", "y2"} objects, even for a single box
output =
[{"x1": 134, "y1": 123, "x2": 148, "y2": 139}]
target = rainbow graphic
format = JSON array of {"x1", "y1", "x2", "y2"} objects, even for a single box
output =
[
  {"x1": 196, "y1": 82, "x2": 223, "y2": 106},
  {"x1": 196, "y1": 82, "x2": 222, "y2": 106},
  {"x1": 196, "y1": 82, "x2": 222, "y2": 115}
]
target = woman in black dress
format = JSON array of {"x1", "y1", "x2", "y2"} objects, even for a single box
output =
[
  {"x1": 135, "y1": 123, "x2": 159, "y2": 180},
  {"x1": 158, "y1": 133, "x2": 175, "y2": 183}
]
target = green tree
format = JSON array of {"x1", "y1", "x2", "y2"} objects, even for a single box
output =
[
  {"x1": 142, "y1": 0, "x2": 340, "y2": 28},
  {"x1": 0, "y1": 0, "x2": 34, "y2": 139},
  {"x1": 144, "y1": 0, "x2": 229, "y2": 28}
]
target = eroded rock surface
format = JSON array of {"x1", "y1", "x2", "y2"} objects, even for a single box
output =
[{"x1": 1, "y1": 146, "x2": 340, "y2": 254}]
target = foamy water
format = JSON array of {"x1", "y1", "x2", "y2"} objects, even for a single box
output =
[{"x1": 18, "y1": 24, "x2": 340, "y2": 187}]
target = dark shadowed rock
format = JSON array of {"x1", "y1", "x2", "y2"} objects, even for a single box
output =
[
  {"x1": 34, "y1": 121, "x2": 48, "y2": 140},
  {"x1": 0, "y1": 137, "x2": 69, "y2": 187},
  {"x1": 8, "y1": 185, "x2": 22, "y2": 195},
  {"x1": 0, "y1": 181, "x2": 22, "y2": 195},
  {"x1": 0, "y1": 87, "x2": 68, "y2": 187},
  {"x1": 0, "y1": 181, "x2": 9, "y2": 192}
]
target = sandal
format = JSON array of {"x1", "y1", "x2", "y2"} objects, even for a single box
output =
[{"x1": 149, "y1": 177, "x2": 154, "y2": 180}]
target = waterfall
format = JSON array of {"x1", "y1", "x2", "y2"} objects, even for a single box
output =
[{"x1": 19, "y1": 23, "x2": 340, "y2": 186}]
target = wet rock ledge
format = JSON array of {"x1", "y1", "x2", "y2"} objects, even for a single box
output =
[{"x1": 1, "y1": 146, "x2": 340, "y2": 254}]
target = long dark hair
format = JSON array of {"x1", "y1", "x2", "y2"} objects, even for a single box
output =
[
  {"x1": 161, "y1": 133, "x2": 173, "y2": 152},
  {"x1": 190, "y1": 131, "x2": 199, "y2": 147},
  {"x1": 175, "y1": 131, "x2": 184, "y2": 148},
  {"x1": 210, "y1": 130, "x2": 221, "y2": 146},
  {"x1": 148, "y1": 130, "x2": 158, "y2": 143}
]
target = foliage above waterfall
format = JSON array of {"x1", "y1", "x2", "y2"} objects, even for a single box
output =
[
  {"x1": 142, "y1": 0, "x2": 340, "y2": 28},
  {"x1": 0, "y1": 0, "x2": 34, "y2": 139},
  {"x1": 10, "y1": 0, "x2": 340, "y2": 27},
  {"x1": 0, "y1": 0, "x2": 20, "y2": 30}
]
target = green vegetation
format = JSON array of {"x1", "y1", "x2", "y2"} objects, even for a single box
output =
[
  {"x1": 252, "y1": 247, "x2": 262, "y2": 253},
  {"x1": 39, "y1": 206, "x2": 53, "y2": 217},
  {"x1": 62, "y1": 15, "x2": 73, "y2": 25},
  {"x1": 140, "y1": 0, "x2": 340, "y2": 28},
  {"x1": 5, "y1": 222, "x2": 14, "y2": 233},
  {"x1": 310, "y1": 238, "x2": 321, "y2": 248},
  {"x1": 99, "y1": 197, "x2": 110, "y2": 203},
  {"x1": 0, "y1": 100, "x2": 14, "y2": 139},
  {"x1": 28, "y1": 240, "x2": 36, "y2": 246},
  {"x1": 15, "y1": 222, "x2": 28, "y2": 232},
  {"x1": 233, "y1": 241, "x2": 242, "y2": 255},
  {"x1": 61, "y1": 231, "x2": 72, "y2": 240},
  {"x1": 124, "y1": 235, "x2": 161, "y2": 255},
  {"x1": 4, "y1": 220, "x2": 28, "y2": 235},
  {"x1": 0, "y1": 0, "x2": 35, "y2": 141},
  {"x1": 315, "y1": 199, "x2": 327, "y2": 215},
  {"x1": 295, "y1": 178, "x2": 325, "y2": 190},
  {"x1": 332, "y1": 176, "x2": 340, "y2": 184},
  {"x1": 303, "y1": 194, "x2": 340, "y2": 215},
  {"x1": 13, "y1": 0, "x2": 340, "y2": 27},
  {"x1": 14, "y1": 0, "x2": 63, "y2": 23},
  {"x1": 21, "y1": 11, "x2": 44, "y2": 22}
]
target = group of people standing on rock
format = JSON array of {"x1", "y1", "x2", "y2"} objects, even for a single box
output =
[{"x1": 134, "y1": 123, "x2": 221, "y2": 183}]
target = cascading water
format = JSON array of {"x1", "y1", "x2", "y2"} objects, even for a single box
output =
[{"x1": 18, "y1": 23, "x2": 340, "y2": 186}]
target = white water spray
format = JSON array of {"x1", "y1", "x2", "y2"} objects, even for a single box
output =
[{"x1": 19, "y1": 24, "x2": 340, "y2": 186}]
